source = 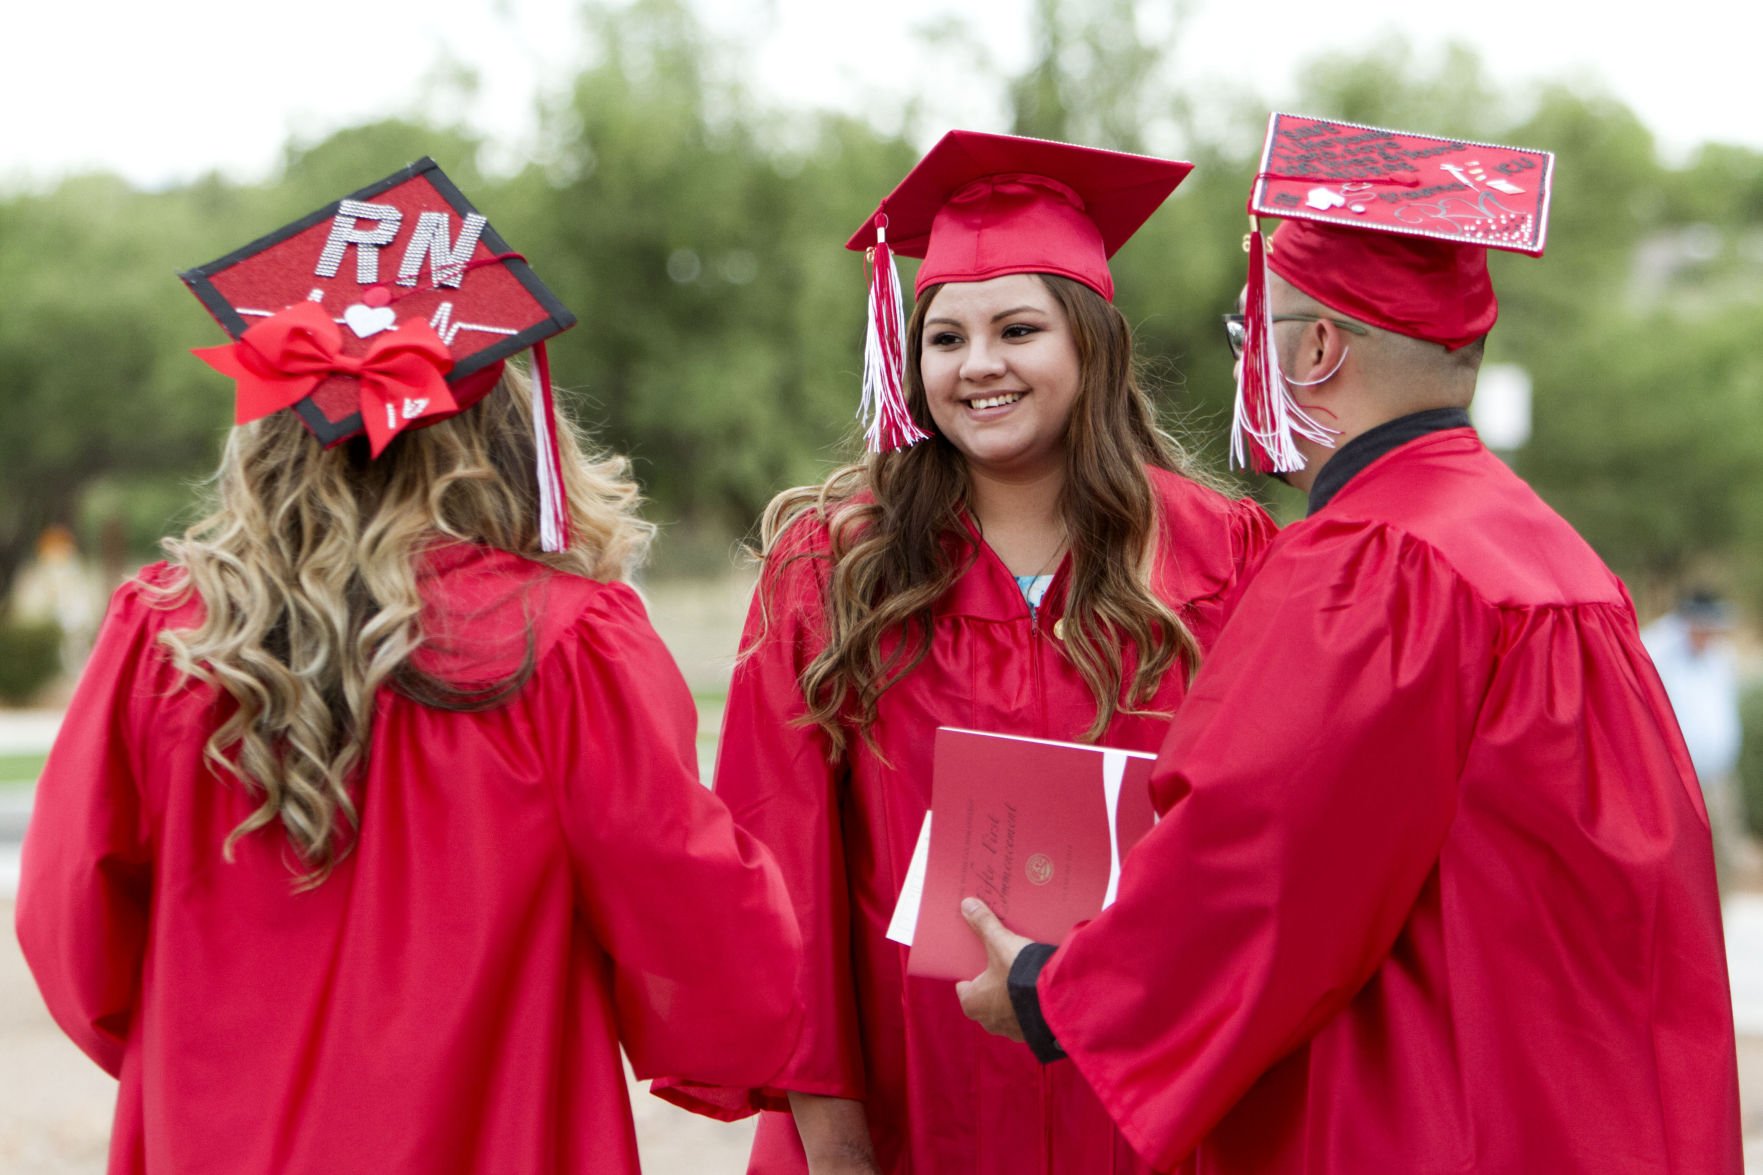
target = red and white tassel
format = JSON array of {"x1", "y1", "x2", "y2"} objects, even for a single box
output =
[
  {"x1": 860, "y1": 216, "x2": 930, "y2": 453},
  {"x1": 1230, "y1": 224, "x2": 1336, "y2": 474},
  {"x1": 530, "y1": 342, "x2": 571, "y2": 553}
]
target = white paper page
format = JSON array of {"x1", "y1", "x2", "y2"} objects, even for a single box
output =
[
  {"x1": 886, "y1": 812, "x2": 932, "y2": 946},
  {"x1": 1102, "y1": 749, "x2": 1126, "y2": 908}
]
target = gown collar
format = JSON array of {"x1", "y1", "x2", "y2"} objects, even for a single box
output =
[{"x1": 1307, "y1": 407, "x2": 1472, "y2": 516}]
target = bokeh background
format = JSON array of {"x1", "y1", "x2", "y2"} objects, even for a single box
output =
[{"x1": 5, "y1": 0, "x2": 1763, "y2": 1169}]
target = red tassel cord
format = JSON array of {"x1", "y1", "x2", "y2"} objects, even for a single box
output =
[
  {"x1": 1229, "y1": 225, "x2": 1338, "y2": 474},
  {"x1": 860, "y1": 216, "x2": 930, "y2": 453},
  {"x1": 531, "y1": 342, "x2": 571, "y2": 553}
]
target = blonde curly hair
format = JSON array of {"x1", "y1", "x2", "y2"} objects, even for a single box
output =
[{"x1": 153, "y1": 364, "x2": 652, "y2": 886}]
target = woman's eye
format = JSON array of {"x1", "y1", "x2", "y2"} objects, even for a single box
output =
[
  {"x1": 928, "y1": 332, "x2": 962, "y2": 347},
  {"x1": 1002, "y1": 323, "x2": 1040, "y2": 339}
]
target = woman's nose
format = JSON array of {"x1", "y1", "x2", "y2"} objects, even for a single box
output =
[{"x1": 960, "y1": 340, "x2": 1005, "y2": 381}]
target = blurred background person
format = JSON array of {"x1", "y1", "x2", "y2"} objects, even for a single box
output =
[{"x1": 1645, "y1": 587, "x2": 1753, "y2": 880}]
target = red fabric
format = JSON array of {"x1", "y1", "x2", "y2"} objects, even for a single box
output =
[
  {"x1": 844, "y1": 131, "x2": 1192, "y2": 301},
  {"x1": 1266, "y1": 218, "x2": 1497, "y2": 349},
  {"x1": 187, "y1": 162, "x2": 570, "y2": 441},
  {"x1": 919, "y1": 174, "x2": 1114, "y2": 299},
  {"x1": 1041, "y1": 430, "x2": 1742, "y2": 1173},
  {"x1": 531, "y1": 341, "x2": 571, "y2": 551},
  {"x1": 1248, "y1": 113, "x2": 1552, "y2": 259},
  {"x1": 16, "y1": 545, "x2": 804, "y2": 1175},
  {"x1": 861, "y1": 230, "x2": 928, "y2": 453},
  {"x1": 204, "y1": 173, "x2": 555, "y2": 376},
  {"x1": 660, "y1": 469, "x2": 1275, "y2": 1173},
  {"x1": 193, "y1": 302, "x2": 459, "y2": 455},
  {"x1": 1234, "y1": 227, "x2": 1277, "y2": 474}
]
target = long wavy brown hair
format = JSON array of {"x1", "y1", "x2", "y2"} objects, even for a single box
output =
[
  {"x1": 153, "y1": 364, "x2": 652, "y2": 886},
  {"x1": 761, "y1": 273, "x2": 1218, "y2": 755}
]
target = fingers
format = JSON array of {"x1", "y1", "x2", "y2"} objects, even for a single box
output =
[
  {"x1": 960, "y1": 896, "x2": 1002, "y2": 938},
  {"x1": 962, "y1": 896, "x2": 1030, "y2": 971}
]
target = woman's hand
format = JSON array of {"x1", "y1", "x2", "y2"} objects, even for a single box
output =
[{"x1": 789, "y1": 1092, "x2": 882, "y2": 1175}]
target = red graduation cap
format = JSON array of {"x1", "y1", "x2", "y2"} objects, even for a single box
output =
[
  {"x1": 181, "y1": 158, "x2": 576, "y2": 549},
  {"x1": 1232, "y1": 113, "x2": 1554, "y2": 473},
  {"x1": 843, "y1": 130, "x2": 1193, "y2": 451}
]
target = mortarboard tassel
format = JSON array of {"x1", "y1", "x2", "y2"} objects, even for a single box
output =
[
  {"x1": 860, "y1": 216, "x2": 931, "y2": 453},
  {"x1": 531, "y1": 342, "x2": 571, "y2": 553},
  {"x1": 1230, "y1": 221, "x2": 1336, "y2": 474}
]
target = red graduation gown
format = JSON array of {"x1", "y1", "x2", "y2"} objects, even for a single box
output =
[
  {"x1": 1042, "y1": 429, "x2": 1742, "y2": 1173},
  {"x1": 16, "y1": 544, "x2": 804, "y2": 1175},
  {"x1": 661, "y1": 468, "x2": 1274, "y2": 1173}
]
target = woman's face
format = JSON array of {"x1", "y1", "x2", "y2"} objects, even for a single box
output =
[{"x1": 920, "y1": 273, "x2": 1082, "y2": 484}]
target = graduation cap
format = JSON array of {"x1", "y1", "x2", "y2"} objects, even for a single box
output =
[
  {"x1": 181, "y1": 158, "x2": 576, "y2": 550},
  {"x1": 1231, "y1": 113, "x2": 1554, "y2": 473},
  {"x1": 844, "y1": 130, "x2": 1193, "y2": 452}
]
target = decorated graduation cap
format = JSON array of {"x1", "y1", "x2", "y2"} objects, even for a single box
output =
[
  {"x1": 844, "y1": 130, "x2": 1193, "y2": 452},
  {"x1": 181, "y1": 158, "x2": 576, "y2": 550},
  {"x1": 1233, "y1": 112, "x2": 1554, "y2": 474}
]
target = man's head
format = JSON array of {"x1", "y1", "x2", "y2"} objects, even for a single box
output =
[
  {"x1": 1270, "y1": 267, "x2": 1482, "y2": 407},
  {"x1": 1231, "y1": 225, "x2": 1496, "y2": 489},
  {"x1": 1677, "y1": 588, "x2": 1736, "y2": 655},
  {"x1": 1228, "y1": 113, "x2": 1553, "y2": 478}
]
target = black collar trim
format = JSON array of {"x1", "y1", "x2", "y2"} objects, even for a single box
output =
[{"x1": 1307, "y1": 407, "x2": 1472, "y2": 515}]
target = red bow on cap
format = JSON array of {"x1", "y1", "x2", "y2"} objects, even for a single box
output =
[{"x1": 194, "y1": 301, "x2": 459, "y2": 456}]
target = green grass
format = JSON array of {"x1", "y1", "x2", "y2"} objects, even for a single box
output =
[{"x1": 0, "y1": 751, "x2": 47, "y2": 789}]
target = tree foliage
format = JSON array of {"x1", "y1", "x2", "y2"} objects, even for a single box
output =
[{"x1": 3, "y1": 0, "x2": 1761, "y2": 608}]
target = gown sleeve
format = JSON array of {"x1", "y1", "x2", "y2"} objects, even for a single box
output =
[
  {"x1": 544, "y1": 582, "x2": 804, "y2": 1095},
  {"x1": 15, "y1": 578, "x2": 160, "y2": 1078},
  {"x1": 1227, "y1": 496, "x2": 1279, "y2": 586},
  {"x1": 1037, "y1": 518, "x2": 1495, "y2": 1171},
  {"x1": 654, "y1": 519, "x2": 864, "y2": 1120}
]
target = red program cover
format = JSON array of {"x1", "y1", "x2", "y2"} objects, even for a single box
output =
[{"x1": 899, "y1": 727, "x2": 1157, "y2": 981}]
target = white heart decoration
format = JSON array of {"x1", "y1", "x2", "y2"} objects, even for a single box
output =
[
  {"x1": 401, "y1": 398, "x2": 430, "y2": 419},
  {"x1": 1305, "y1": 186, "x2": 1347, "y2": 211},
  {"x1": 344, "y1": 303, "x2": 397, "y2": 338}
]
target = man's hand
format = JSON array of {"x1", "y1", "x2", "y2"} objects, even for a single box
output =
[{"x1": 955, "y1": 897, "x2": 1032, "y2": 1040}]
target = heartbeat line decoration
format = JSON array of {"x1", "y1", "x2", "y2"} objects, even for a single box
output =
[
  {"x1": 1250, "y1": 113, "x2": 1553, "y2": 256},
  {"x1": 181, "y1": 158, "x2": 575, "y2": 447}
]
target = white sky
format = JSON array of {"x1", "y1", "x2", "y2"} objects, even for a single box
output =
[{"x1": 4, "y1": 0, "x2": 1755, "y2": 191}]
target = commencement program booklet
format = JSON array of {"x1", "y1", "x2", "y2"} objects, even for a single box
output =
[{"x1": 887, "y1": 727, "x2": 1159, "y2": 981}]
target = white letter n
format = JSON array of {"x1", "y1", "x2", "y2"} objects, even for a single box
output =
[{"x1": 397, "y1": 211, "x2": 488, "y2": 288}]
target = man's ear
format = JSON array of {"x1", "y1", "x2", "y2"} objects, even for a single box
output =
[{"x1": 1285, "y1": 320, "x2": 1350, "y2": 388}]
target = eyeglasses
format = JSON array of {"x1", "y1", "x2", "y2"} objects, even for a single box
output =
[{"x1": 1221, "y1": 312, "x2": 1370, "y2": 359}]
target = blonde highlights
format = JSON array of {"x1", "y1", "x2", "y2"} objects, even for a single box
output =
[
  {"x1": 154, "y1": 365, "x2": 652, "y2": 885},
  {"x1": 763, "y1": 274, "x2": 1210, "y2": 755}
]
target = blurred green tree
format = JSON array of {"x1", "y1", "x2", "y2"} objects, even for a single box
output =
[
  {"x1": 509, "y1": 0, "x2": 916, "y2": 564},
  {"x1": 3, "y1": 7, "x2": 1761, "y2": 608},
  {"x1": 0, "y1": 174, "x2": 226, "y2": 600}
]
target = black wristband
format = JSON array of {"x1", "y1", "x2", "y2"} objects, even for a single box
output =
[{"x1": 1008, "y1": 942, "x2": 1066, "y2": 1063}]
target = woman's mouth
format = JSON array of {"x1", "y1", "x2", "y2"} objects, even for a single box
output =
[{"x1": 968, "y1": 392, "x2": 1025, "y2": 411}]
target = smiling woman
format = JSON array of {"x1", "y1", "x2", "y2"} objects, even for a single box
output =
[
  {"x1": 655, "y1": 131, "x2": 1277, "y2": 1175},
  {"x1": 917, "y1": 273, "x2": 1081, "y2": 493}
]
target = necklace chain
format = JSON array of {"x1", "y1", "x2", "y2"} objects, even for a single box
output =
[
  {"x1": 970, "y1": 510, "x2": 1067, "y2": 579},
  {"x1": 1025, "y1": 533, "x2": 1067, "y2": 580}
]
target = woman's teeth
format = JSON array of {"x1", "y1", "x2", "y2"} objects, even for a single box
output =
[{"x1": 970, "y1": 392, "x2": 1024, "y2": 410}]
